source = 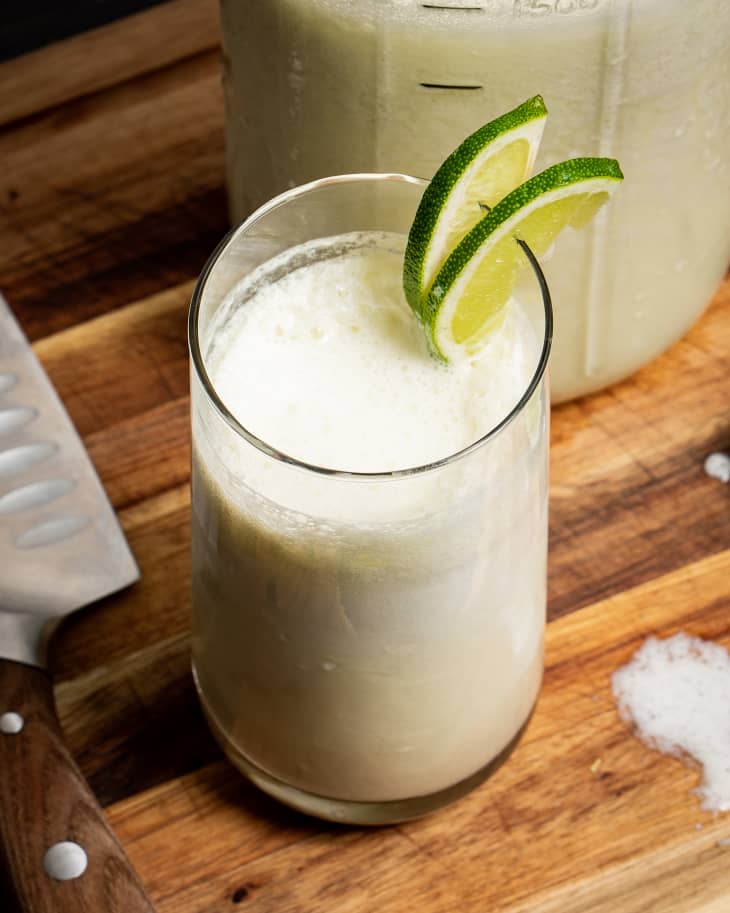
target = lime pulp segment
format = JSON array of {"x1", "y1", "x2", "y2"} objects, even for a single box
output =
[
  {"x1": 403, "y1": 95, "x2": 548, "y2": 315},
  {"x1": 424, "y1": 157, "x2": 624, "y2": 362}
]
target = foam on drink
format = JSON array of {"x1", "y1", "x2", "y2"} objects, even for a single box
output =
[{"x1": 207, "y1": 231, "x2": 537, "y2": 473}]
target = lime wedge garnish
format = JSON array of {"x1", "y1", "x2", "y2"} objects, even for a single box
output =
[
  {"x1": 403, "y1": 95, "x2": 548, "y2": 315},
  {"x1": 423, "y1": 157, "x2": 624, "y2": 362}
]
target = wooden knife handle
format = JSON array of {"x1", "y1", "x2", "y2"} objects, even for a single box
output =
[{"x1": 0, "y1": 659, "x2": 156, "y2": 913}]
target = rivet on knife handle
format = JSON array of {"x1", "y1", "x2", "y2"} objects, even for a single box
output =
[{"x1": 0, "y1": 659, "x2": 157, "y2": 913}]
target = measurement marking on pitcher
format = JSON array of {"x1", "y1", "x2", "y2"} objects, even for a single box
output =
[
  {"x1": 420, "y1": 83, "x2": 483, "y2": 90},
  {"x1": 421, "y1": 4, "x2": 485, "y2": 10}
]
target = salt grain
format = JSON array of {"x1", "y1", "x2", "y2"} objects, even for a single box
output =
[{"x1": 612, "y1": 632, "x2": 730, "y2": 812}]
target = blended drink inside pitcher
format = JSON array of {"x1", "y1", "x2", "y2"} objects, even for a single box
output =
[
  {"x1": 222, "y1": 0, "x2": 730, "y2": 401},
  {"x1": 191, "y1": 230, "x2": 547, "y2": 808}
]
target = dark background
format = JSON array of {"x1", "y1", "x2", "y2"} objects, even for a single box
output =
[{"x1": 1, "y1": 0, "x2": 169, "y2": 61}]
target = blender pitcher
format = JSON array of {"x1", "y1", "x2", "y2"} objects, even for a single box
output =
[{"x1": 220, "y1": 0, "x2": 730, "y2": 401}]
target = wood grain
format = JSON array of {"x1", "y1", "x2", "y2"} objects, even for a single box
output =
[
  {"x1": 0, "y1": 3, "x2": 728, "y2": 910},
  {"x1": 549, "y1": 279, "x2": 730, "y2": 614},
  {"x1": 33, "y1": 282, "x2": 192, "y2": 439},
  {"x1": 0, "y1": 53, "x2": 226, "y2": 339},
  {"x1": 79, "y1": 551, "x2": 729, "y2": 913},
  {"x1": 0, "y1": 0, "x2": 220, "y2": 128},
  {"x1": 55, "y1": 632, "x2": 218, "y2": 808}
]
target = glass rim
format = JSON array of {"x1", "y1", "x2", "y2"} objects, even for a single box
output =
[{"x1": 188, "y1": 172, "x2": 553, "y2": 481}]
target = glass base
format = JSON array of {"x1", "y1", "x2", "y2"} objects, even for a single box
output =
[{"x1": 198, "y1": 688, "x2": 535, "y2": 825}]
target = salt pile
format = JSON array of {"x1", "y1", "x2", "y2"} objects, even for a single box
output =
[{"x1": 612, "y1": 632, "x2": 730, "y2": 812}]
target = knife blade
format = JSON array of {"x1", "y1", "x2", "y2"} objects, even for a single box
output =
[{"x1": 0, "y1": 293, "x2": 156, "y2": 913}]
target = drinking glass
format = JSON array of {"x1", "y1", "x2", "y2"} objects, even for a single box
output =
[{"x1": 188, "y1": 173, "x2": 552, "y2": 824}]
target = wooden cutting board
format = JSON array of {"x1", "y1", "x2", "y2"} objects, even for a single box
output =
[{"x1": 0, "y1": 2, "x2": 728, "y2": 910}]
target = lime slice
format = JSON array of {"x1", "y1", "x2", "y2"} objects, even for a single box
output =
[
  {"x1": 424, "y1": 157, "x2": 624, "y2": 362},
  {"x1": 403, "y1": 95, "x2": 548, "y2": 314}
]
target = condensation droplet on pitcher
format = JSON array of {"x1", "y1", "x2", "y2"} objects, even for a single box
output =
[
  {"x1": 385, "y1": 642, "x2": 417, "y2": 656},
  {"x1": 702, "y1": 151, "x2": 721, "y2": 173}
]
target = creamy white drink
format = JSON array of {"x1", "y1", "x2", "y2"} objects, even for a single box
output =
[
  {"x1": 191, "y1": 226, "x2": 548, "y2": 819},
  {"x1": 221, "y1": 0, "x2": 730, "y2": 401}
]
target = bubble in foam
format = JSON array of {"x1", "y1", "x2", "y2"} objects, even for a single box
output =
[{"x1": 612, "y1": 632, "x2": 730, "y2": 812}]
